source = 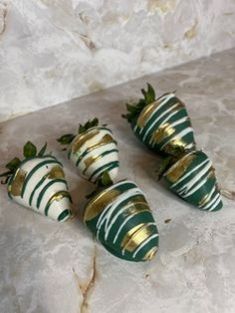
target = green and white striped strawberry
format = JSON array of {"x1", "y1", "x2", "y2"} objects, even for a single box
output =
[
  {"x1": 57, "y1": 118, "x2": 119, "y2": 184},
  {"x1": 83, "y1": 174, "x2": 159, "y2": 262},
  {"x1": 0, "y1": 142, "x2": 72, "y2": 222},
  {"x1": 122, "y1": 84, "x2": 196, "y2": 157},
  {"x1": 161, "y1": 150, "x2": 223, "y2": 211}
]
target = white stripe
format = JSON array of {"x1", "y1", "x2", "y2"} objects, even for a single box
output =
[
  {"x1": 185, "y1": 143, "x2": 195, "y2": 149},
  {"x1": 171, "y1": 158, "x2": 209, "y2": 188},
  {"x1": 38, "y1": 181, "x2": 67, "y2": 211},
  {"x1": 199, "y1": 186, "x2": 215, "y2": 208},
  {"x1": 161, "y1": 127, "x2": 194, "y2": 149},
  {"x1": 92, "y1": 180, "x2": 132, "y2": 222},
  {"x1": 208, "y1": 195, "x2": 222, "y2": 211},
  {"x1": 132, "y1": 234, "x2": 158, "y2": 258},
  {"x1": 113, "y1": 213, "x2": 141, "y2": 244},
  {"x1": 142, "y1": 102, "x2": 180, "y2": 141},
  {"x1": 181, "y1": 172, "x2": 212, "y2": 198},
  {"x1": 136, "y1": 93, "x2": 175, "y2": 134},
  {"x1": 121, "y1": 222, "x2": 156, "y2": 255},
  {"x1": 96, "y1": 187, "x2": 142, "y2": 240},
  {"x1": 164, "y1": 151, "x2": 195, "y2": 177},
  {"x1": 70, "y1": 128, "x2": 113, "y2": 165},
  {"x1": 85, "y1": 152, "x2": 118, "y2": 181},
  {"x1": 79, "y1": 142, "x2": 117, "y2": 169},
  {"x1": 203, "y1": 192, "x2": 220, "y2": 210},
  {"x1": 102, "y1": 188, "x2": 141, "y2": 241},
  {"x1": 177, "y1": 160, "x2": 212, "y2": 195},
  {"x1": 104, "y1": 201, "x2": 141, "y2": 242},
  {"x1": 149, "y1": 116, "x2": 189, "y2": 145}
]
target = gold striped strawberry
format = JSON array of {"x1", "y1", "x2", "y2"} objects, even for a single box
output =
[
  {"x1": 83, "y1": 173, "x2": 159, "y2": 262},
  {"x1": 57, "y1": 118, "x2": 119, "y2": 184},
  {"x1": 158, "y1": 150, "x2": 223, "y2": 211},
  {"x1": 122, "y1": 83, "x2": 196, "y2": 157},
  {"x1": 0, "y1": 142, "x2": 72, "y2": 222}
]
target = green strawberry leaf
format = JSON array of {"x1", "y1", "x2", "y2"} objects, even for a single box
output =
[
  {"x1": 85, "y1": 171, "x2": 113, "y2": 200},
  {"x1": 0, "y1": 170, "x2": 13, "y2": 178},
  {"x1": 98, "y1": 171, "x2": 113, "y2": 187},
  {"x1": 1, "y1": 141, "x2": 51, "y2": 185},
  {"x1": 156, "y1": 156, "x2": 175, "y2": 180},
  {"x1": 38, "y1": 142, "x2": 47, "y2": 157},
  {"x1": 164, "y1": 144, "x2": 191, "y2": 158},
  {"x1": 57, "y1": 134, "x2": 75, "y2": 145},
  {"x1": 23, "y1": 141, "x2": 37, "y2": 158},
  {"x1": 146, "y1": 83, "x2": 156, "y2": 104},
  {"x1": 122, "y1": 83, "x2": 156, "y2": 124},
  {"x1": 6, "y1": 157, "x2": 21, "y2": 171},
  {"x1": 78, "y1": 118, "x2": 99, "y2": 134}
]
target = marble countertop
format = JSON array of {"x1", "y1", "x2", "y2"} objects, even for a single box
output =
[{"x1": 0, "y1": 48, "x2": 235, "y2": 313}]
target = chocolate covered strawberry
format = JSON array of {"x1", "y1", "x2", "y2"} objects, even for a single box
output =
[
  {"x1": 84, "y1": 174, "x2": 159, "y2": 262},
  {"x1": 0, "y1": 142, "x2": 72, "y2": 222},
  {"x1": 161, "y1": 150, "x2": 223, "y2": 211},
  {"x1": 122, "y1": 84, "x2": 196, "y2": 157},
  {"x1": 57, "y1": 118, "x2": 119, "y2": 184}
]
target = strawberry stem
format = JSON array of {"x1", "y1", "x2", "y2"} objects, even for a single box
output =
[
  {"x1": 122, "y1": 83, "x2": 156, "y2": 124},
  {"x1": 0, "y1": 142, "x2": 48, "y2": 183}
]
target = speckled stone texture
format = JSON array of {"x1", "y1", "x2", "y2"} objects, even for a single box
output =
[
  {"x1": 0, "y1": 0, "x2": 235, "y2": 122},
  {"x1": 0, "y1": 48, "x2": 235, "y2": 313}
]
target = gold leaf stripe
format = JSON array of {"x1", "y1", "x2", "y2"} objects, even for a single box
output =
[
  {"x1": 166, "y1": 153, "x2": 195, "y2": 183},
  {"x1": 47, "y1": 165, "x2": 65, "y2": 179},
  {"x1": 71, "y1": 130, "x2": 99, "y2": 153},
  {"x1": 151, "y1": 123, "x2": 175, "y2": 144},
  {"x1": 84, "y1": 188, "x2": 121, "y2": 222},
  {"x1": 122, "y1": 223, "x2": 155, "y2": 253},
  {"x1": 8, "y1": 168, "x2": 27, "y2": 197},
  {"x1": 137, "y1": 101, "x2": 160, "y2": 128},
  {"x1": 143, "y1": 246, "x2": 158, "y2": 261}
]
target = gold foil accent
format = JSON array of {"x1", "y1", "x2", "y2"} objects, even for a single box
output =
[
  {"x1": 122, "y1": 198, "x2": 150, "y2": 218},
  {"x1": 86, "y1": 134, "x2": 115, "y2": 152},
  {"x1": 137, "y1": 100, "x2": 184, "y2": 129},
  {"x1": 73, "y1": 133, "x2": 115, "y2": 167},
  {"x1": 208, "y1": 167, "x2": 215, "y2": 179},
  {"x1": 121, "y1": 223, "x2": 145, "y2": 249},
  {"x1": 71, "y1": 130, "x2": 99, "y2": 153},
  {"x1": 166, "y1": 153, "x2": 195, "y2": 183},
  {"x1": 163, "y1": 138, "x2": 187, "y2": 155},
  {"x1": 151, "y1": 123, "x2": 175, "y2": 144},
  {"x1": 122, "y1": 224, "x2": 155, "y2": 253},
  {"x1": 84, "y1": 188, "x2": 121, "y2": 222},
  {"x1": 8, "y1": 168, "x2": 27, "y2": 197},
  {"x1": 75, "y1": 134, "x2": 115, "y2": 165},
  {"x1": 47, "y1": 165, "x2": 65, "y2": 179},
  {"x1": 83, "y1": 154, "x2": 102, "y2": 175},
  {"x1": 143, "y1": 246, "x2": 158, "y2": 261},
  {"x1": 120, "y1": 200, "x2": 151, "y2": 248},
  {"x1": 198, "y1": 194, "x2": 211, "y2": 208},
  {"x1": 137, "y1": 101, "x2": 159, "y2": 128},
  {"x1": 49, "y1": 190, "x2": 70, "y2": 205}
]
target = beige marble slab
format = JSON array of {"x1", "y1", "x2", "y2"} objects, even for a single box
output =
[{"x1": 0, "y1": 48, "x2": 235, "y2": 313}]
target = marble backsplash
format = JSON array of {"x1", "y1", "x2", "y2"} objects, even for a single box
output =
[{"x1": 0, "y1": 0, "x2": 235, "y2": 122}]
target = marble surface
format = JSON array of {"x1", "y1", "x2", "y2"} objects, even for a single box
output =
[
  {"x1": 1, "y1": 0, "x2": 235, "y2": 122},
  {"x1": 0, "y1": 48, "x2": 235, "y2": 313}
]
